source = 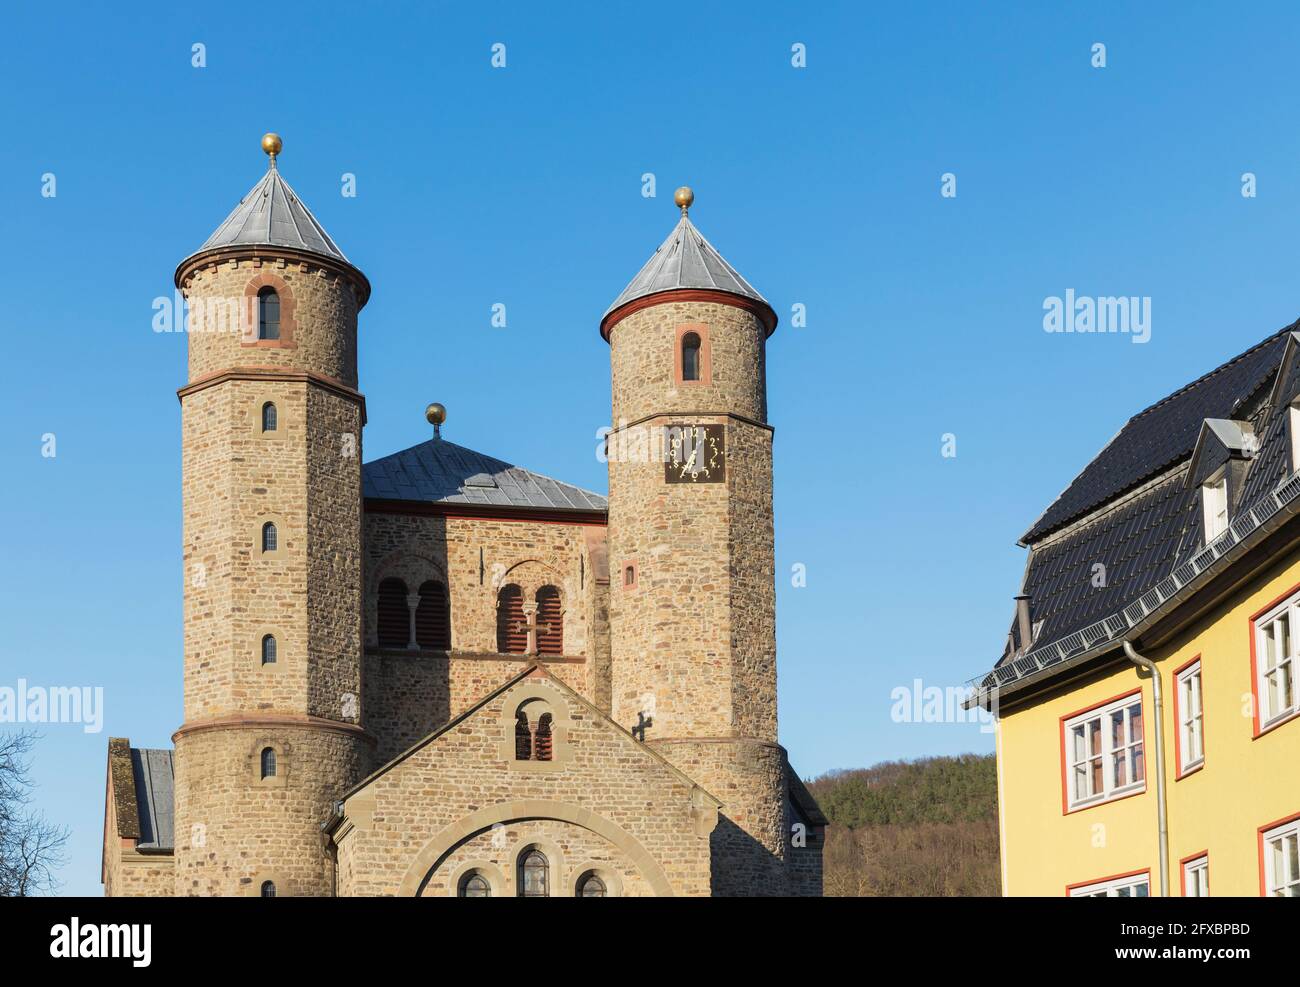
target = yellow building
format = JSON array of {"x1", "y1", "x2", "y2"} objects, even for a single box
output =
[{"x1": 973, "y1": 329, "x2": 1300, "y2": 897}]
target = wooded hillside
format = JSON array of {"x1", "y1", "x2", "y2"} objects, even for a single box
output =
[{"x1": 807, "y1": 753, "x2": 1000, "y2": 897}]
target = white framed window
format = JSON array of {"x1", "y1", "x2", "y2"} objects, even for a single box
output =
[
  {"x1": 1290, "y1": 402, "x2": 1300, "y2": 474},
  {"x1": 1182, "y1": 855, "x2": 1209, "y2": 897},
  {"x1": 1254, "y1": 593, "x2": 1299, "y2": 729},
  {"x1": 1176, "y1": 660, "x2": 1204, "y2": 773},
  {"x1": 1262, "y1": 819, "x2": 1300, "y2": 897},
  {"x1": 1202, "y1": 473, "x2": 1228, "y2": 542},
  {"x1": 1064, "y1": 693, "x2": 1145, "y2": 810},
  {"x1": 1069, "y1": 873, "x2": 1150, "y2": 898}
]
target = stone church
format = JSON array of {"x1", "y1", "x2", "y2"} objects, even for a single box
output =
[{"x1": 101, "y1": 134, "x2": 825, "y2": 897}]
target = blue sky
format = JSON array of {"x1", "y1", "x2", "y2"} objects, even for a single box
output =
[{"x1": 5, "y1": 1, "x2": 1300, "y2": 895}]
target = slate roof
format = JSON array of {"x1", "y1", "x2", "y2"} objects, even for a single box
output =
[
  {"x1": 129, "y1": 747, "x2": 175, "y2": 852},
  {"x1": 996, "y1": 321, "x2": 1300, "y2": 679},
  {"x1": 603, "y1": 215, "x2": 772, "y2": 324},
  {"x1": 179, "y1": 161, "x2": 351, "y2": 270},
  {"x1": 1022, "y1": 329, "x2": 1291, "y2": 543},
  {"x1": 363, "y1": 438, "x2": 607, "y2": 513}
]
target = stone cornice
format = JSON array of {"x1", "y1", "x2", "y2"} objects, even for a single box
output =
[
  {"x1": 177, "y1": 367, "x2": 367, "y2": 424},
  {"x1": 172, "y1": 713, "x2": 375, "y2": 745},
  {"x1": 174, "y1": 245, "x2": 371, "y2": 309},
  {"x1": 600, "y1": 288, "x2": 777, "y2": 341}
]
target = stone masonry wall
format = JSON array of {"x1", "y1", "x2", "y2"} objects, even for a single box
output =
[
  {"x1": 334, "y1": 674, "x2": 714, "y2": 896},
  {"x1": 608, "y1": 299, "x2": 767, "y2": 424},
  {"x1": 175, "y1": 257, "x2": 368, "y2": 896},
  {"x1": 183, "y1": 257, "x2": 359, "y2": 386},
  {"x1": 605, "y1": 299, "x2": 793, "y2": 895},
  {"x1": 650, "y1": 737, "x2": 789, "y2": 896},
  {"x1": 173, "y1": 724, "x2": 369, "y2": 896},
  {"x1": 360, "y1": 510, "x2": 608, "y2": 763}
]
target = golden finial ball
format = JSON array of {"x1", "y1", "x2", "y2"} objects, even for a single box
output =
[
  {"x1": 673, "y1": 186, "x2": 694, "y2": 211},
  {"x1": 261, "y1": 132, "x2": 283, "y2": 157},
  {"x1": 425, "y1": 402, "x2": 447, "y2": 426}
]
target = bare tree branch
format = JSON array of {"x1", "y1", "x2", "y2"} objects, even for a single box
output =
[{"x1": 0, "y1": 732, "x2": 69, "y2": 897}]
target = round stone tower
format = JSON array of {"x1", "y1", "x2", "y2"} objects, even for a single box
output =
[
  {"x1": 171, "y1": 135, "x2": 372, "y2": 896},
  {"x1": 602, "y1": 188, "x2": 788, "y2": 895}
]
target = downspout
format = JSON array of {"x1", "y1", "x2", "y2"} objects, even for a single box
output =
[{"x1": 1123, "y1": 641, "x2": 1169, "y2": 897}]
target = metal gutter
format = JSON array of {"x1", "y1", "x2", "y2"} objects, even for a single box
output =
[{"x1": 1123, "y1": 641, "x2": 1169, "y2": 897}]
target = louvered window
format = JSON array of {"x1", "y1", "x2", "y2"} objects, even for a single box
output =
[
  {"x1": 535, "y1": 585, "x2": 563, "y2": 655},
  {"x1": 497, "y1": 584, "x2": 526, "y2": 653},
  {"x1": 515, "y1": 709, "x2": 532, "y2": 761},
  {"x1": 534, "y1": 712, "x2": 553, "y2": 761},
  {"x1": 260, "y1": 747, "x2": 277, "y2": 779},
  {"x1": 257, "y1": 287, "x2": 280, "y2": 340},
  {"x1": 415, "y1": 580, "x2": 450, "y2": 650},
  {"x1": 518, "y1": 849, "x2": 548, "y2": 897},
  {"x1": 377, "y1": 578, "x2": 410, "y2": 648}
]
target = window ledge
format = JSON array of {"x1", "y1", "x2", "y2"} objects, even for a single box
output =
[
  {"x1": 1255, "y1": 706, "x2": 1300, "y2": 739},
  {"x1": 1176, "y1": 760, "x2": 1205, "y2": 781},
  {"x1": 1065, "y1": 784, "x2": 1146, "y2": 815}
]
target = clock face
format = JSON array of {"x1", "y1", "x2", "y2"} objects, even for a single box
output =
[{"x1": 664, "y1": 424, "x2": 726, "y2": 483}]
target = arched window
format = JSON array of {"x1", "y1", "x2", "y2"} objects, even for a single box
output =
[
  {"x1": 260, "y1": 747, "x2": 277, "y2": 779},
  {"x1": 514, "y1": 709, "x2": 532, "y2": 761},
  {"x1": 260, "y1": 881, "x2": 276, "y2": 897},
  {"x1": 518, "y1": 848, "x2": 548, "y2": 897},
  {"x1": 535, "y1": 586, "x2": 563, "y2": 655},
  {"x1": 261, "y1": 522, "x2": 277, "y2": 553},
  {"x1": 624, "y1": 564, "x2": 636, "y2": 587},
  {"x1": 681, "y1": 331, "x2": 702, "y2": 381},
  {"x1": 458, "y1": 871, "x2": 491, "y2": 898},
  {"x1": 257, "y1": 287, "x2": 280, "y2": 341},
  {"x1": 415, "y1": 580, "x2": 450, "y2": 650},
  {"x1": 577, "y1": 872, "x2": 607, "y2": 897},
  {"x1": 261, "y1": 634, "x2": 277, "y2": 665},
  {"x1": 496, "y1": 584, "x2": 526, "y2": 654},
  {"x1": 377, "y1": 578, "x2": 409, "y2": 648},
  {"x1": 534, "y1": 712, "x2": 553, "y2": 762},
  {"x1": 261, "y1": 402, "x2": 277, "y2": 432}
]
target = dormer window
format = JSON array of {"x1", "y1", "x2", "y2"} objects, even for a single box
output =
[
  {"x1": 1290, "y1": 401, "x2": 1300, "y2": 474},
  {"x1": 1202, "y1": 473, "x2": 1228, "y2": 542}
]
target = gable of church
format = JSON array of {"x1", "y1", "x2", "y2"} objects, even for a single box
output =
[{"x1": 328, "y1": 666, "x2": 719, "y2": 897}]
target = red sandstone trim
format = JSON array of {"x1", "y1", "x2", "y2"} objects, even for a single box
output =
[
  {"x1": 674, "y1": 323, "x2": 712, "y2": 386},
  {"x1": 240, "y1": 272, "x2": 297, "y2": 349},
  {"x1": 600, "y1": 288, "x2": 777, "y2": 341},
  {"x1": 177, "y1": 367, "x2": 367, "y2": 423},
  {"x1": 172, "y1": 713, "x2": 375, "y2": 745},
  {"x1": 363, "y1": 498, "x2": 607, "y2": 526}
]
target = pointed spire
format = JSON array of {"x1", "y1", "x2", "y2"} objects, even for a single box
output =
[
  {"x1": 601, "y1": 186, "x2": 775, "y2": 339},
  {"x1": 175, "y1": 133, "x2": 370, "y2": 305}
]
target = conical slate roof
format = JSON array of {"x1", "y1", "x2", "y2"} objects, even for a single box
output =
[
  {"x1": 189, "y1": 162, "x2": 350, "y2": 264},
  {"x1": 602, "y1": 214, "x2": 773, "y2": 331}
]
